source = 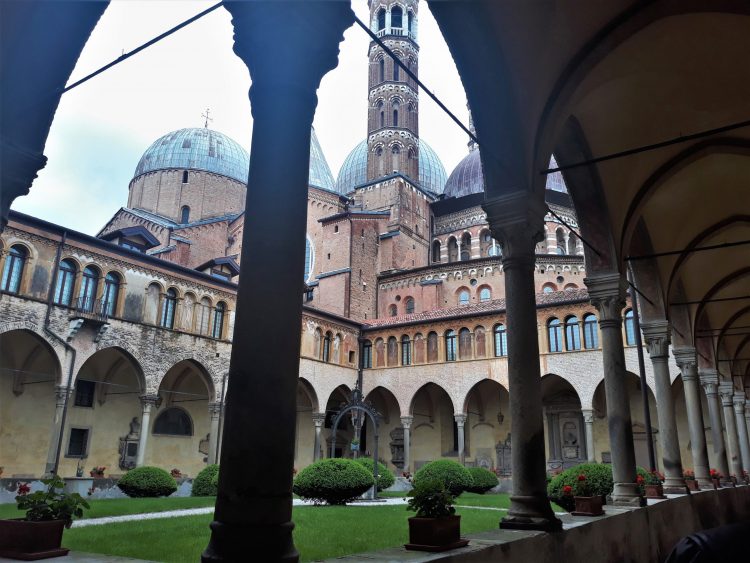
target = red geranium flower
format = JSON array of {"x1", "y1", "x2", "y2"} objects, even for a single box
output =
[
  {"x1": 563, "y1": 485, "x2": 573, "y2": 495},
  {"x1": 636, "y1": 475, "x2": 645, "y2": 485},
  {"x1": 577, "y1": 474, "x2": 586, "y2": 482},
  {"x1": 17, "y1": 483, "x2": 30, "y2": 495}
]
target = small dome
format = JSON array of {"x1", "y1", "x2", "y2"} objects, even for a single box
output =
[
  {"x1": 336, "y1": 139, "x2": 448, "y2": 195},
  {"x1": 444, "y1": 150, "x2": 568, "y2": 198}
]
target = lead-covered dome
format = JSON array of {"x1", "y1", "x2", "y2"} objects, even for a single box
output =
[{"x1": 336, "y1": 139, "x2": 448, "y2": 195}]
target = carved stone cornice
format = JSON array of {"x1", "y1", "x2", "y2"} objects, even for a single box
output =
[
  {"x1": 584, "y1": 273, "x2": 627, "y2": 325},
  {"x1": 718, "y1": 382, "x2": 735, "y2": 406},
  {"x1": 699, "y1": 369, "x2": 719, "y2": 397},
  {"x1": 641, "y1": 320, "x2": 671, "y2": 359},
  {"x1": 673, "y1": 347, "x2": 698, "y2": 378}
]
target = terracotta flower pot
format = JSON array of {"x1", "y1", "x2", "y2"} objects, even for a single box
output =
[
  {"x1": 405, "y1": 515, "x2": 469, "y2": 552},
  {"x1": 644, "y1": 484, "x2": 665, "y2": 499},
  {"x1": 572, "y1": 495, "x2": 603, "y2": 516},
  {"x1": 0, "y1": 519, "x2": 69, "y2": 560},
  {"x1": 685, "y1": 480, "x2": 699, "y2": 491},
  {"x1": 711, "y1": 477, "x2": 721, "y2": 490}
]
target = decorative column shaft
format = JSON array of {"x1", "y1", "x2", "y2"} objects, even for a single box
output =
[
  {"x1": 673, "y1": 348, "x2": 711, "y2": 489},
  {"x1": 136, "y1": 395, "x2": 158, "y2": 467},
  {"x1": 732, "y1": 394, "x2": 750, "y2": 476},
  {"x1": 312, "y1": 413, "x2": 326, "y2": 462},
  {"x1": 584, "y1": 273, "x2": 642, "y2": 506},
  {"x1": 401, "y1": 416, "x2": 413, "y2": 473},
  {"x1": 455, "y1": 414, "x2": 467, "y2": 465},
  {"x1": 582, "y1": 409, "x2": 595, "y2": 462},
  {"x1": 208, "y1": 402, "x2": 223, "y2": 465},
  {"x1": 45, "y1": 385, "x2": 72, "y2": 475},
  {"x1": 202, "y1": 4, "x2": 353, "y2": 562},
  {"x1": 485, "y1": 192, "x2": 561, "y2": 532},
  {"x1": 718, "y1": 382, "x2": 743, "y2": 479},
  {"x1": 745, "y1": 404, "x2": 750, "y2": 459},
  {"x1": 641, "y1": 321, "x2": 688, "y2": 494},
  {"x1": 699, "y1": 370, "x2": 730, "y2": 480}
]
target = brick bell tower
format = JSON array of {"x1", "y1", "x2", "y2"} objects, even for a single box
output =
[{"x1": 366, "y1": 0, "x2": 420, "y2": 183}]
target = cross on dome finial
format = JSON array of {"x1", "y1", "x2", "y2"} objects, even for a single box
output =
[{"x1": 202, "y1": 108, "x2": 213, "y2": 128}]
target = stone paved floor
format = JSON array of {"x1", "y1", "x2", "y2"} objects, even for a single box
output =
[{"x1": 0, "y1": 553, "x2": 152, "y2": 563}]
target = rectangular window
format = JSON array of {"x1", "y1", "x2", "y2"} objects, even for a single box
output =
[
  {"x1": 74, "y1": 380, "x2": 95, "y2": 408},
  {"x1": 67, "y1": 428, "x2": 90, "y2": 457}
]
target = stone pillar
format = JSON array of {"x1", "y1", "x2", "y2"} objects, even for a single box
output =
[
  {"x1": 208, "y1": 402, "x2": 222, "y2": 465},
  {"x1": 640, "y1": 321, "x2": 688, "y2": 494},
  {"x1": 136, "y1": 395, "x2": 158, "y2": 467},
  {"x1": 732, "y1": 394, "x2": 750, "y2": 477},
  {"x1": 401, "y1": 416, "x2": 413, "y2": 473},
  {"x1": 699, "y1": 370, "x2": 730, "y2": 480},
  {"x1": 584, "y1": 273, "x2": 642, "y2": 506},
  {"x1": 485, "y1": 192, "x2": 561, "y2": 532},
  {"x1": 582, "y1": 409, "x2": 595, "y2": 462},
  {"x1": 45, "y1": 385, "x2": 72, "y2": 475},
  {"x1": 455, "y1": 414, "x2": 467, "y2": 465},
  {"x1": 719, "y1": 383, "x2": 743, "y2": 479},
  {"x1": 673, "y1": 348, "x2": 712, "y2": 489},
  {"x1": 745, "y1": 404, "x2": 750, "y2": 458},
  {"x1": 202, "y1": 5, "x2": 353, "y2": 562},
  {"x1": 312, "y1": 413, "x2": 326, "y2": 462}
]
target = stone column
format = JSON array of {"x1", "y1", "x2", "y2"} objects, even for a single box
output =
[
  {"x1": 485, "y1": 192, "x2": 561, "y2": 532},
  {"x1": 45, "y1": 385, "x2": 72, "y2": 475},
  {"x1": 733, "y1": 394, "x2": 750, "y2": 477},
  {"x1": 207, "y1": 402, "x2": 222, "y2": 465},
  {"x1": 673, "y1": 348, "x2": 711, "y2": 489},
  {"x1": 718, "y1": 383, "x2": 743, "y2": 479},
  {"x1": 135, "y1": 395, "x2": 158, "y2": 467},
  {"x1": 401, "y1": 416, "x2": 413, "y2": 473},
  {"x1": 745, "y1": 404, "x2": 750, "y2": 457},
  {"x1": 699, "y1": 370, "x2": 730, "y2": 480},
  {"x1": 455, "y1": 414, "x2": 467, "y2": 465},
  {"x1": 584, "y1": 273, "x2": 642, "y2": 506},
  {"x1": 312, "y1": 413, "x2": 326, "y2": 462},
  {"x1": 641, "y1": 321, "x2": 688, "y2": 494},
  {"x1": 202, "y1": 5, "x2": 353, "y2": 562},
  {"x1": 582, "y1": 409, "x2": 595, "y2": 462}
]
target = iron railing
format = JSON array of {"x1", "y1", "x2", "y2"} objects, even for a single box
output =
[{"x1": 72, "y1": 297, "x2": 110, "y2": 322}]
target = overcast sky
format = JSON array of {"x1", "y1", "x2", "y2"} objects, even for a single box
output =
[{"x1": 12, "y1": 0, "x2": 470, "y2": 235}]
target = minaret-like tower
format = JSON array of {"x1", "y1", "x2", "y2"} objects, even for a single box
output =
[{"x1": 366, "y1": 0, "x2": 420, "y2": 183}]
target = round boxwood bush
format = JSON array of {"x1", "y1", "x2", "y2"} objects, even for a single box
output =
[
  {"x1": 117, "y1": 466, "x2": 177, "y2": 498},
  {"x1": 354, "y1": 457, "x2": 395, "y2": 491},
  {"x1": 192, "y1": 464, "x2": 219, "y2": 497},
  {"x1": 547, "y1": 463, "x2": 613, "y2": 512},
  {"x1": 412, "y1": 460, "x2": 472, "y2": 497},
  {"x1": 293, "y1": 458, "x2": 374, "y2": 505},
  {"x1": 466, "y1": 467, "x2": 499, "y2": 494}
]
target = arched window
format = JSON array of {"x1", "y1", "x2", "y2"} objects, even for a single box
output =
[
  {"x1": 1, "y1": 245, "x2": 27, "y2": 294},
  {"x1": 304, "y1": 237, "x2": 314, "y2": 282},
  {"x1": 488, "y1": 243, "x2": 501, "y2": 257},
  {"x1": 458, "y1": 289, "x2": 470, "y2": 306},
  {"x1": 407, "y1": 10, "x2": 415, "y2": 33},
  {"x1": 624, "y1": 309, "x2": 636, "y2": 346},
  {"x1": 102, "y1": 272, "x2": 120, "y2": 317},
  {"x1": 212, "y1": 301, "x2": 226, "y2": 339},
  {"x1": 377, "y1": 8, "x2": 385, "y2": 31},
  {"x1": 479, "y1": 287, "x2": 491, "y2": 302},
  {"x1": 153, "y1": 407, "x2": 193, "y2": 436},
  {"x1": 391, "y1": 144, "x2": 400, "y2": 171},
  {"x1": 180, "y1": 205, "x2": 190, "y2": 223},
  {"x1": 445, "y1": 330, "x2": 457, "y2": 361},
  {"x1": 461, "y1": 232, "x2": 472, "y2": 261},
  {"x1": 447, "y1": 237, "x2": 458, "y2": 262},
  {"x1": 432, "y1": 240, "x2": 441, "y2": 263},
  {"x1": 387, "y1": 336, "x2": 398, "y2": 365},
  {"x1": 55, "y1": 259, "x2": 77, "y2": 306},
  {"x1": 182, "y1": 170, "x2": 189, "y2": 184},
  {"x1": 323, "y1": 331, "x2": 332, "y2": 362},
  {"x1": 556, "y1": 229, "x2": 566, "y2": 255},
  {"x1": 548, "y1": 318, "x2": 563, "y2": 353},
  {"x1": 404, "y1": 296, "x2": 415, "y2": 314},
  {"x1": 583, "y1": 313, "x2": 599, "y2": 349},
  {"x1": 197, "y1": 297, "x2": 211, "y2": 335},
  {"x1": 391, "y1": 6, "x2": 403, "y2": 28},
  {"x1": 401, "y1": 335, "x2": 411, "y2": 366},
  {"x1": 378, "y1": 58, "x2": 385, "y2": 82},
  {"x1": 161, "y1": 288, "x2": 177, "y2": 329},
  {"x1": 493, "y1": 324, "x2": 507, "y2": 357},
  {"x1": 565, "y1": 316, "x2": 581, "y2": 351},
  {"x1": 377, "y1": 147, "x2": 385, "y2": 175},
  {"x1": 393, "y1": 58, "x2": 400, "y2": 81},
  {"x1": 568, "y1": 232, "x2": 577, "y2": 255},
  {"x1": 458, "y1": 328, "x2": 472, "y2": 359},
  {"x1": 362, "y1": 340, "x2": 372, "y2": 368},
  {"x1": 79, "y1": 266, "x2": 99, "y2": 312},
  {"x1": 388, "y1": 304, "x2": 397, "y2": 317},
  {"x1": 542, "y1": 283, "x2": 556, "y2": 294},
  {"x1": 392, "y1": 105, "x2": 399, "y2": 127}
]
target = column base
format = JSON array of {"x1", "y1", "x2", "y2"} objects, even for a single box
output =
[
  {"x1": 608, "y1": 482, "x2": 645, "y2": 507},
  {"x1": 202, "y1": 519, "x2": 298, "y2": 563},
  {"x1": 499, "y1": 495, "x2": 562, "y2": 532},
  {"x1": 663, "y1": 478, "x2": 690, "y2": 495}
]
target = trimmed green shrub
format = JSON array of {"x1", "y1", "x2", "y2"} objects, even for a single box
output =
[
  {"x1": 466, "y1": 467, "x2": 499, "y2": 494},
  {"x1": 293, "y1": 459, "x2": 374, "y2": 505},
  {"x1": 117, "y1": 466, "x2": 177, "y2": 498},
  {"x1": 192, "y1": 464, "x2": 219, "y2": 497},
  {"x1": 412, "y1": 460, "x2": 473, "y2": 497},
  {"x1": 547, "y1": 463, "x2": 613, "y2": 512},
  {"x1": 354, "y1": 457, "x2": 395, "y2": 491}
]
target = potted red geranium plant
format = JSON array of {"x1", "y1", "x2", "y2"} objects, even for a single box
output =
[
  {"x1": 0, "y1": 475, "x2": 89, "y2": 560},
  {"x1": 683, "y1": 470, "x2": 699, "y2": 491},
  {"x1": 89, "y1": 466, "x2": 106, "y2": 478},
  {"x1": 571, "y1": 473, "x2": 603, "y2": 516},
  {"x1": 405, "y1": 478, "x2": 468, "y2": 551},
  {"x1": 644, "y1": 471, "x2": 665, "y2": 499}
]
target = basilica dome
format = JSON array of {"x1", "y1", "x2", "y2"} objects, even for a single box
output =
[{"x1": 336, "y1": 139, "x2": 448, "y2": 195}]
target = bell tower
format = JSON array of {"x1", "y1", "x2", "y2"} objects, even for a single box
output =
[{"x1": 366, "y1": 0, "x2": 420, "y2": 184}]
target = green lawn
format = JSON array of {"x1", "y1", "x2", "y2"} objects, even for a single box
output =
[{"x1": 62, "y1": 504, "x2": 502, "y2": 562}]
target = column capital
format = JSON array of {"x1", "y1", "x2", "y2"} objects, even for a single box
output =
[
  {"x1": 139, "y1": 394, "x2": 159, "y2": 408},
  {"x1": 673, "y1": 346, "x2": 698, "y2": 375},
  {"x1": 581, "y1": 409, "x2": 594, "y2": 423},
  {"x1": 483, "y1": 192, "x2": 546, "y2": 261},
  {"x1": 733, "y1": 393, "x2": 747, "y2": 413},
  {"x1": 400, "y1": 415, "x2": 413, "y2": 428},
  {"x1": 584, "y1": 273, "x2": 627, "y2": 323},
  {"x1": 208, "y1": 402, "x2": 223, "y2": 418},
  {"x1": 699, "y1": 368, "x2": 719, "y2": 396},
  {"x1": 454, "y1": 413, "x2": 467, "y2": 426},
  {"x1": 312, "y1": 412, "x2": 326, "y2": 427},
  {"x1": 744, "y1": 403, "x2": 750, "y2": 419},
  {"x1": 718, "y1": 381, "x2": 735, "y2": 406},
  {"x1": 640, "y1": 320, "x2": 671, "y2": 359},
  {"x1": 54, "y1": 385, "x2": 72, "y2": 405}
]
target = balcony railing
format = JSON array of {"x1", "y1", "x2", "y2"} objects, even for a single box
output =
[
  {"x1": 72, "y1": 297, "x2": 110, "y2": 323},
  {"x1": 375, "y1": 28, "x2": 417, "y2": 41}
]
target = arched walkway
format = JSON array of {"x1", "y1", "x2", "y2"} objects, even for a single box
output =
[
  {"x1": 363, "y1": 386, "x2": 401, "y2": 470},
  {"x1": 324, "y1": 385, "x2": 352, "y2": 459},
  {"x1": 409, "y1": 382, "x2": 455, "y2": 468},
  {"x1": 541, "y1": 374, "x2": 585, "y2": 471},
  {"x1": 463, "y1": 379, "x2": 510, "y2": 473},
  {"x1": 295, "y1": 378, "x2": 318, "y2": 469}
]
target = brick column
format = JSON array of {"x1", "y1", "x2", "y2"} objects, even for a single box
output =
[
  {"x1": 584, "y1": 273, "x2": 642, "y2": 506},
  {"x1": 202, "y1": 4, "x2": 353, "y2": 562}
]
